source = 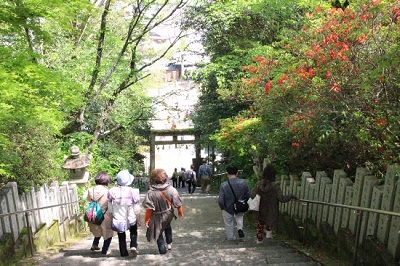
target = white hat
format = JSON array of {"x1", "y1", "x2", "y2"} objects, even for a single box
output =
[{"x1": 116, "y1": 170, "x2": 134, "y2": 186}]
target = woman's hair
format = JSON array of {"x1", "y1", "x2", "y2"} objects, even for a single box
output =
[
  {"x1": 150, "y1": 168, "x2": 168, "y2": 184},
  {"x1": 95, "y1": 171, "x2": 110, "y2": 185},
  {"x1": 262, "y1": 164, "x2": 277, "y2": 182}
]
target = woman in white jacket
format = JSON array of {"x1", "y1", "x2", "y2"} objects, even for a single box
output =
[{"x1": 108, "y1": 170, "x2": 141, "y2": 257}]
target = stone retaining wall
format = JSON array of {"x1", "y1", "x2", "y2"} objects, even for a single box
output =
[{"x1": 261, "y1": 162, "x2": 400, "y2": 264}]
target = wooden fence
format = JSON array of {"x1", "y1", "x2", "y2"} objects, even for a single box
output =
[{"x1": 0, "y1": 181, "x2": 79, "y2": 243}]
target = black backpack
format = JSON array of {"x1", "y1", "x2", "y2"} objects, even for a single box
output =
[{"x1": 186, "y1": 170, "x2": 194, "y2": 182}]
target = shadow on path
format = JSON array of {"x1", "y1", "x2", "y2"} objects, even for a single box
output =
[{"x1": 19, "y1": 188, "x2": 323, "y2": 266}]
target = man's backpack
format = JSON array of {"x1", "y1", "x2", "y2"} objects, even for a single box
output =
[
  {"x1": 84, "y1": 189, "x2": 105, "y2": 225},
  {"x1": 186, "y1": 170, "x2": 194, "y2": 182}
]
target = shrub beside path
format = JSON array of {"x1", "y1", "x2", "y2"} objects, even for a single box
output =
[{"x1": 20, "y1": 188, "x2": 323, "y2": 266}]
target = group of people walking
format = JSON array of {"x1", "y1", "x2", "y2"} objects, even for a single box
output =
[
  {"x1": 171, "y1": 159, "x2": 212, "y2": 194},
  {"x1": 85, "y1": 163, "x2": 297, "y2": 257},
  {"x1": 86, "y1": 168, "x2": 183, "y2": 257},
  {"x1": 217, "y1": 164, "x2": 297, "y2": 242}
]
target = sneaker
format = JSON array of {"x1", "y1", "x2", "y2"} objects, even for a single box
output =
[
  {"x1": 167, "y1": 244, "x2": 172, "y2": 250},
  {"x1": 238, "y1": 229, "x2": 245, "y2": 238},
  {"x1": 102, "y1": 249, "x2": 111, "y2": 255},
  {"x1": 130, "y1": 247, "x2": 138, "y2": 256},
  {"x1": 90, "y1": 245, "x2": 100, "y2": 251},
  {"x1": 256, "y1": 239, "x2": 263, "y2": 244}
]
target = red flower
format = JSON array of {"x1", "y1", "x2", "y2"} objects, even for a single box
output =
[
  {"x1": 372, "y1": 0, "x2": 381, "y2": 7},
  {"x1": 357, "y1": 34, "x2": 367, "y2": 43},
  {"x1": 292, "y1": 142, "x2": 300, "y2": 147},
  {"x1": 326, "y1": 71, "x2": 331, "y2": 79},
  {"x1": 265, "y1": 81, "x2": 272, "y2": 94}
]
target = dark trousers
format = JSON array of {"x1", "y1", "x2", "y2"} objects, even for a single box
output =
[
  {"x1": 92, "y1": 236, "x2": 112, "y2": 254},
  {"x1": 179, "y1": 177, "x2": 185, "y2": 188},
  {"x1": 172, "y1": 179, "x2": 178, "y2": 188},
  {"x1": 156, "y1": 225, "x2": 173, "y2": 254},
  {"x1": 117, "y1": 223, "x2": 138, "y2": 257},
  {"x1": 187, "y1": 181, "x2": 196, "y2": 194}
]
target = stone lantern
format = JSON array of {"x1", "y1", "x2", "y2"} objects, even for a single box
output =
[{"x1": 62, "y1": 145, "x2": 91, "y2": 185}]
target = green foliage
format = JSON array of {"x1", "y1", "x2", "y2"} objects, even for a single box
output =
[
  {"x1": 187, "y1": 0, "x2": 310, "y2": 176},
  {"x1": 0, "y1": 44, "x2": 83, "y2": 190},
  {"x1": 191, "y1": 0, "x2": 400, "y2": 180},
  {"x1": 237, "y1": 0, "x2": 400, "y2": 175},
  {"x1": 0, "y1": 0, "x2": 158, "y2": 190}
]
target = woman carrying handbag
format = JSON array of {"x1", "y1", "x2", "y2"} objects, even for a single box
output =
[{"x1": 250, "y1": 164, "x2": 297, "y2": 243}]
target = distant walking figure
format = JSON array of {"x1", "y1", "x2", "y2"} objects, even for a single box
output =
[
  {"x1": 198, "y1": 159, "x2": 212, "y2": 193},
  {"x1": 178, "y1": 167, "x2": 186, "y2": 188},
  {"x1": 171, "y1": 168, "x2": 178, "y2": 188},
  {"x1": 185, "y1": 165, "x2": 197, "y2": 194}
]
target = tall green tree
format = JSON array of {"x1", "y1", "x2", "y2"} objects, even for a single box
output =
[
  {"x1": 0, "y1": 0, "x2": 190, "y2": 190},
  {"x1": 186, "y1": 0, "x2": 310, "y2": 173},
  {"x1": 0, "y1": 0, "x2": 88, "y2": 189},
  {"x1": 225, "y1": 0, "x2": 400, "y2": 175}
]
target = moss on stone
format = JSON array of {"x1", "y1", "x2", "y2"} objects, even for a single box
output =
[{"x1": 359, "y1": 236, "x2": 397, "y2": 266}]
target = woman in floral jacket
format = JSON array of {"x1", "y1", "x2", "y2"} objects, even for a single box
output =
[
  {"x1": 108, "y1": 170, "x2": 141, "y2": 257},
  {"x1": 142, "y1": 168, "x2": 183, "y2": 254}
]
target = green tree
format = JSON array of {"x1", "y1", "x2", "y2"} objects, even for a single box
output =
[
  {"x1": 186, "y1": 0, "x2": 311, "y2": 174},
  {"x1": 0, "y1": 0, "x2": 190, "y2": 189},
  {"x1": 0, "y1": 0, "x2": 87, "y2": 190},
  {"x1": 239, "y1": 0, "x2": 400, "y2": 175}
]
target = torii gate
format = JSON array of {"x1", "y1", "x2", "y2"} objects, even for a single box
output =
[{"x1": 149, "y1": 128, "x2": 202, "y2": 174}]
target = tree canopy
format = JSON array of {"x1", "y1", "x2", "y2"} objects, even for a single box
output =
[
  {"x1": 0, "y1": 0, "x2": 189, "y2": 191},
  {"x1": 1, "y1": 0, "x2": 399, "y2": 191},
  {"x1": 189, "y1": 0, "x2": 400, "y2": 178}
]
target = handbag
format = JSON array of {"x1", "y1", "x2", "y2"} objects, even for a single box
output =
[
  {"x1": 227, "y1": 180, "x2": 249, "y2": 213},
  {"x1": 248, "y1": 194, "x2": 260, "y2": 211}
]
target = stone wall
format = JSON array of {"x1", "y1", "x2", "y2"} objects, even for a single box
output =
[{"x1": 268, "y1": 162, "x2": 400, "y2": 264}]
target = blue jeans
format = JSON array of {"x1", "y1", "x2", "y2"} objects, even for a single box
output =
[
  {"x1": 156, "y1": 225, "x2": 172, "y2": 254},
  {"x1": 117, "y1": 223, "x2": 138, "y2": 256}
]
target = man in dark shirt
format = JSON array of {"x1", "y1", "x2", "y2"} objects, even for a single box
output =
[{"x1": 218, "y1": 165, "x2": 250, "y2": 240}]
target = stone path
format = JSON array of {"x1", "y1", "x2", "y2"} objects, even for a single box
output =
[{"x1": 22, "y1": 187, "x2": 322, "y2": 266}]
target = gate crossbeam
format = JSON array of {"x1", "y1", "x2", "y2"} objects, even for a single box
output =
[{"x1": 149, "y1": 129, "x2": 201, "y2": 174}]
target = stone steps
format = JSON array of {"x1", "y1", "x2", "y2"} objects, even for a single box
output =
[{"x1": 29, "y1": 192, "x2": 323, "y2": 266}]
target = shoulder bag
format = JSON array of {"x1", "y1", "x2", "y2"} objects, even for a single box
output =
[{"x1": 227, "y1": 180, "x2": 249, "y2": 213}]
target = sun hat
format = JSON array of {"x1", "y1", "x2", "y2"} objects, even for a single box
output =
[{"x1": 116, "y1": 170, "x2": 134, "y2": 186}]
